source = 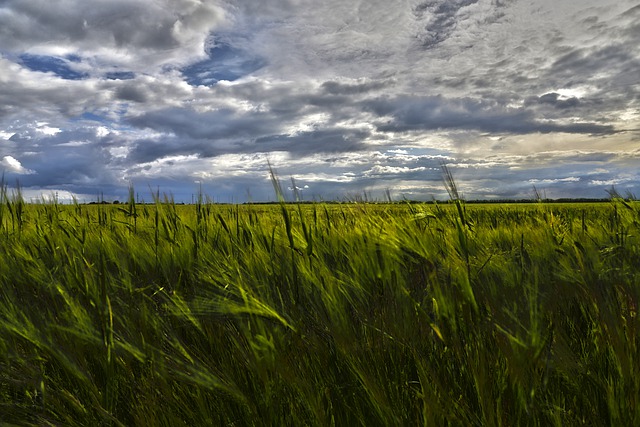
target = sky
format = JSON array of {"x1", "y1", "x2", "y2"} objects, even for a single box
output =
[{"x1": 0, "y1": 0, "x2": 638, "y2": 203}]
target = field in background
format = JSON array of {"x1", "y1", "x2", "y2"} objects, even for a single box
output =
[{"x1": 0, "y1": 190, "x2": 638, "y2": 425}]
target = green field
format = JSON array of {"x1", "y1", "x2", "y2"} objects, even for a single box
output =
[{"x1": 0, "y1": 187, "x2": 638, "y2": 425}]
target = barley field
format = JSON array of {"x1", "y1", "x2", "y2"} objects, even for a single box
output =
[{"x1": 0, "y1": 185, "x2": 638, "y2": 425}]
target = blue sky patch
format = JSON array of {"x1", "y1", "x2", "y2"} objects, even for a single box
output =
[
  {"x1": 181, "y1": 42, "x2": 265, "y2": 86},
  {"x1": 19, "y1": 54, "x2": 88, "y2": 80},
  {"x1": 80, "y1": 112, "x2": 105, "y2": 121},
  {"x1": 65, "y1": 54, "x2": 82, "y2": 63}
]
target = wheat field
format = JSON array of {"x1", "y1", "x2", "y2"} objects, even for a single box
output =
[{"x1": 0, "y1": 183, "x2": 638, "y2": 425}]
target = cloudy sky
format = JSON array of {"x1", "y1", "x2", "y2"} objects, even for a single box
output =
[{"x1": 1, "y1": 0, "x2": 638, "y2": 202}]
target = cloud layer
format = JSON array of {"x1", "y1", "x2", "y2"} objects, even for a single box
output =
[{"x1": 0, "y1": 0, "x2": 638, "y2": 202}]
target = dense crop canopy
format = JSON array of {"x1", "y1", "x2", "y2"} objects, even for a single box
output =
[{"x1": 0, "y1": 187, "x2": 639, "y2": 425}]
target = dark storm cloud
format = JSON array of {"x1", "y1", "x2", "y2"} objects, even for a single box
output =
[
  {"x1": 413, "y1": 0, "x2": 481, "y2": 48},
  {"x1": 105, "y1": 71, "x2": 136, "y2": 80},
  {"x1": 527, "y1": 93, "x2": 580, "y2": 109},
  {"x1": 124, "y1": 137, "x2": 197, "y2": 164},
  {"x1": 366, "y1": 95, "x2": 615, "y2": 135},
  {"x1": 125, "y1": 123, "x2": 370, "y2": 164},
  {"x1": 3, "y1": 129, "x2": 119, "y2": 193},
  {"x1": 548, "y1": 45, "x2": 637, "y2": 86},
  {"x1": 123, "y1": 78, "x2": 375, "y2": 160},
  {"x1": 254, "y1": 128, "x2": 370, "y2": 157},
  {"x1": 203, "y1": 78, "x2": 360, "y2": 117},
  {"x1": 115, "y1": 84, "x2": 148, "y2": 103},
  {"x1": 127, "y1": 107, "x2": 280, "y2": 141}
]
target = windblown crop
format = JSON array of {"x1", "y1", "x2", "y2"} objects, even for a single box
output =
[{"x1": 0, "y1": 184, "x2": 638, "y2": 425}]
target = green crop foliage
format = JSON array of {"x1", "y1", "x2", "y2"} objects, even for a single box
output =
[{"x1": 0, "y1": 187, "x2": 638, "y2": 426}]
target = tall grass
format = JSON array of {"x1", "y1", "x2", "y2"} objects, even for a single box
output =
[{"x1": 0, "y1": 186, "x2": 638, "y2": 425}]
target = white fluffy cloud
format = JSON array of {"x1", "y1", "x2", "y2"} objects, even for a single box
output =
[{"x1": 1, "y1": 156, "x2": 34, "y2": 174}]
